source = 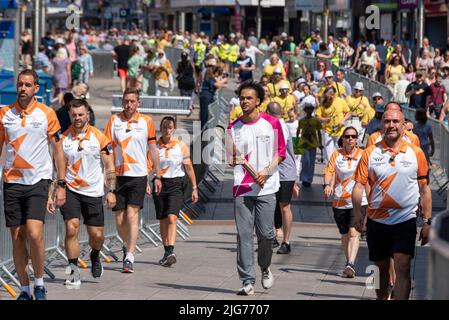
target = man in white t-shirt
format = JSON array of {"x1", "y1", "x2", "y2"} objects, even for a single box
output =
[{"x1": 227, "y1": 82, "x2": 286, "y2": 296}]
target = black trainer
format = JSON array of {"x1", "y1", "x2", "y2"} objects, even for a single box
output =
[
  {"x1": 16, "y1": 291, "x2": 33, "y2": 300},
  {"x1": 159, "y1": 252, "x2": 169, "y2": 265},
  {"x1": 271, "y1": 238, "x2": 280, "y2": 249},
  {"x1": 276, "y1": 242, "x2": 291, "y2": 254},
  {"x1": 90, "y1": 250, "x2": 103, "y2": 278}
]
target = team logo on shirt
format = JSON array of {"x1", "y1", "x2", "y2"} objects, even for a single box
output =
[{"x1": 399, "y1": 160, "x2": 413, "y2": 167}]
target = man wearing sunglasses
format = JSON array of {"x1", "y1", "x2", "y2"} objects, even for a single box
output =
[
  {"x1": 405, "y1": 70, "x2": 431, "y2": 109},
  {"x1": 352, "y1": 109, "x2": 432, "y2": 300}
]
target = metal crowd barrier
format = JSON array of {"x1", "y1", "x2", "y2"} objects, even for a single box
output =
[
  {"x1": 0, "y1": 188, "x2": 189, "y2": 298},
  {"x1": 111, "y1": 95, "x2": 192, "y2": 115},
  {"x1": 181, "y1": 90, "x2": 229, "y2": 219},
  {"x1": 429, "y1": 209, "x2": 449, "y2": 299}
]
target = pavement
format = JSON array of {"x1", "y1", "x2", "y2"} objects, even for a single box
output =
[{"x1": 0, "y1": 74, "x2": 445, "y2": 300}]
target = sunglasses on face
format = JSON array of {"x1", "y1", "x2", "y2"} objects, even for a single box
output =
[
  {"x1": 343, "y1": 135, "x2": 357, "y2": 139},
  {"x1": 374, "y1": 97, "x2": 382, "y2": 101}
]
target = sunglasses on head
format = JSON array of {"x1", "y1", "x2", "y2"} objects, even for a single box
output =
[{"x1": 343, "y1": 134, "x2": 357, "y2": 139}]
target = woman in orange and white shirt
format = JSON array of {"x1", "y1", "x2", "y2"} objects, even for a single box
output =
[
  {"x1": 151, "y1": 116, "x2": 198, "y2": 267},
  {"x1": 323, "y1": 126, "x2": 367, "y2": 279}
]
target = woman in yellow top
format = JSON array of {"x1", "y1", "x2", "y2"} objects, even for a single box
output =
[
  {"x1": 316, "y1": 87, "x2": 352, "y2": 163},
  {"x1": 344, "y1": 82, "x2": 371, "y2": 144},
  {"x1": 258, "y1": 85, "x2": 273, "y2": 113},
  {"x1": 385, "y1": 56, "x2": 405, "y2": 91},
  {"x1": 263, "y1": 54, "x2": 285, "y2": 78},
  {"x1": 154, "y1": 50, "x2": 174, "y2": 96}
]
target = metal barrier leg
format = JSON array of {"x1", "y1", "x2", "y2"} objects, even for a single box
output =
[
  {"x1": 143, "y1": 224, "x2": 163, "y2": 243},
  {"x1": 177, "y1": 220, "x2": 189, "y2": 236},
  {"x1": 179, "y1": 211, "x2": 193, "y2": 225},
  {"x1": 176, "y1": 229, "x2": 187, "y2": 240},
  {"x1": 0, "y1": 275, "x2": 17, "y2": 298},
  {"x1": 99, "y1": 250, "x2": 111, "y2": 263},
  {"x1": 139, "y1": 228, "x2": 159, "y2": 247},
  {"x1": 43, "y1": 266, "x2": 56, "y2": 280},
  {"x1": 102, "y1": 244, "x2": 119, "y2": 262},
  {"x1": 1, "y1": 265, "x2": 21, "y2": 288}
]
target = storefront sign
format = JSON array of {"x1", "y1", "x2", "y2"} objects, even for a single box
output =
[
  {"x1": 294, "y1": 0, "x2": 324, "y2": 12},
  {"x1": 399, "y1": 0, "x2": 418, "y2": 10}
]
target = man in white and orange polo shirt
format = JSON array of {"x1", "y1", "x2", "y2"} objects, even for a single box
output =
[
  {"x1": 52, "y1": 99, "x2": 117, "y2": 289},
  {"x1": 104, "y1": 88, "x2": 161, "y2": 273},
  {"x1": 352, "y1": 109, "x2": 432, "y2": 300},
  {"x1": 0, "y1": 70, "x2": 66, "y2": 300}
]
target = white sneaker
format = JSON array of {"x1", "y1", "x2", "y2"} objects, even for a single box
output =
[
  {"x1": 236, "y1": 283, "x2": 255, "y2": 296},
  {"x1": 261, "y1": 268, "x2": 274, "y2": 289},
  {"x1": 65, "y1": 264, "x2": 81, "y2": 289}
]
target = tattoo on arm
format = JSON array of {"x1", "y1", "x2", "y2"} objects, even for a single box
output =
[
  {"x1": 48, "y1": 180, "x2": 57, "y2": 199},
  {"x1": 106, "y1": 170, "x2": 117, "y2": 190}
]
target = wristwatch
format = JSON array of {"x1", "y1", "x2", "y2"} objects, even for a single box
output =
[
  {"x1": 57, "y1": 179, "x2": 67, "y2": 188},
  {"x1": 108, "y1": 189, "x2": 116, "y2": 194},
  {"x1": 422, "y1": 218, "x2": 432, "y2": 225},
  {"x1": 323, "y1": 183, "x2": 330, "y2": 188}
]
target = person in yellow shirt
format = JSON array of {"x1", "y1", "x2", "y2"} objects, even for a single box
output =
[
  {"x1": 316, "y1": 87, "x2": 352, "y2": 163},
  {"x1": 263, "y1": 54, "x2": 285, "y2": 78},
  {"x1": 385, "y1": 56, "x2": 405, "y2": 91},
  {"x1": 258, "y1": 85, "x2": 273, "y2": 113},
  {"x1": 268, "y1": 67, "x2": 291, "y2": 97},
  {"x1": 318, "y1": 71, "x2": 346, "y2": 98},
  {"x1": 345, "y1": 82, "x2": 371, "y2": 144},
  {"x1": 273, "y1": 82, "x2": 297, "y2": 120}
]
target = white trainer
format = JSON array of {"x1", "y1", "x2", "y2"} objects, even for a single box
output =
[
  {"x1": 261, "y1": 268, "x2": 274, "y2": 289},
  {"x1": 236, "y1": 283, "x2": 255, "y2": 296},
  {"x1": 65, "y1": 264, "x2": 81, "y2": 289}
]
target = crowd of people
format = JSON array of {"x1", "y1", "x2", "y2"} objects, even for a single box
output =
[{"x1": 6, "y1": 26, "x2": 439, "y2": 300}]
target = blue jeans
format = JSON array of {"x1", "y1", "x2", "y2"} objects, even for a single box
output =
[
  {"x1": 300, "y1": 148, "x2": 317, "y2": 183},
  {"x1": 199, "y1": 93, "x2": 214, "y2": 129}
]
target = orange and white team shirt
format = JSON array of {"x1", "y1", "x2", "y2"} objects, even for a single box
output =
[
  {"x1": 324, "y1": 148, "x2": 367, "y2": 209},
  {"x1": 0, "y1": 99, "x2": 61, "y2": 185},
  {"x1": 104, "y1": 112, "x2": 156, "y2": 177},
  {"x1": 366, "y1": 130, "x2": 420, "y2": 147},
  {"x1": 62, "y1": 125, "x2": 112, "y2": 197},
  {"x1": 354, "y1": 140, "x2": 429, "y2": 225},
  {"x1": 157, "y1": 138, "x2": 191, "y2": 178}
]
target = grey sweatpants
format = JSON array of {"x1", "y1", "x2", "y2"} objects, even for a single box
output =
[{"x1": 234, "y1": 194, "x2": 276, "y2": 285}]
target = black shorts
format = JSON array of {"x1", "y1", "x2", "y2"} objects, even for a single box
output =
[
  {"x1": 276, "y1": 181, "x2": 295, "y2": 204},
  {"x1": 366, "y1": 217, "x2": 417, "y2": 261},
  {"x1": 113, "y1": 176, "x2": 147, "y2": 212},
  {"x1": 60, "y1": 189, "x2": 104, "y2": 227},
  {"x1": 153, "y1": 177, "x2": 184, "y2": 220},
  {"x1": 3, "y1": 179, "x2": 51, "y2": 227},
  {"x1": 333, "y1": 206, "x2": 366, "y2": 235}
]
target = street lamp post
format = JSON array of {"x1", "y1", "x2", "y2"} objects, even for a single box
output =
[
  {"x1": 417, "y1": 0, "x2": 424, "y2": 49},
  {"x1": 257, "y1": 0, "x2": 261, "y2": 39},
  {"x1": 33, "y1": 0, "x2": 40, "y2": 57},
  {"x1": 323, "y1": 0, "x2": 329, "y2": 40}
]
